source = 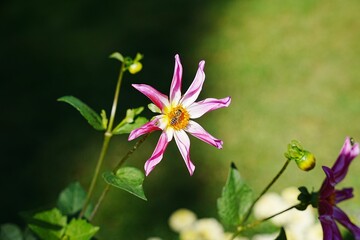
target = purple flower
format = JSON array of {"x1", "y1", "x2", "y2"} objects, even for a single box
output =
[
  {"x1": 128, "y1": 54, "x2": 231, "y2": 176},
  {"x1": 318, "y1": 137, "x2": 360, "y2": 239}
]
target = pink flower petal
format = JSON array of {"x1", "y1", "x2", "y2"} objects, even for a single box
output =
[
  {"x1": 181, "y1": 60, "x2": 205, "y2": 107},
  {"x1": 144, "y1": 132, "x2": 169, "y2": 176},
  {"x1": 169, "y1": 54, "x2": 183, "y2": 105},
  {"x1": 174, "y1": 130, "x2": 195, "y2": 175},
  {"x1": 333, "y1": 206, "x2": 360, "y2": 239},
  {"x1": 128, "y1": 118, "x2": 161, "y2": 141},
  {"x1": 186, "y1": 120, "x2": 223, "y2": 149},
  {"x1": 332, "y1": 137, "x2": 360, "y2": 184},
  {"x1": 132, "y1": 84, "x2": 169, "y2": 110},
  {"x1": 187, "y1": 97, "x2": 231, "y2": 119}
]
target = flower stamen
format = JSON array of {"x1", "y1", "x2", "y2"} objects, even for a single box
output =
[{"x1": 167, "y1": 106, "x2": 189, "y2": 130}]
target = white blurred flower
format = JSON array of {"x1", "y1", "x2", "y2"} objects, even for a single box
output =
[
  {"x1": 180, "y1": 229, "x2": 200, "y2": 240},
  {"x1": 305, "y1": 222, "x2": 323, "y2": 239},
  {"x1": 169, "y1": 208, "x2": 197, "y2": 233},
  {"x1": 194, "y1": 218, "x2": 224, "y2": 240},
  {"x1": 253, "y1": 192, "x2": 290, "y2": 226},
  {"x1": 223, "y1": 232, "x2": 249, "y2": 240},
  {"x1": 252, "y1": 233, "x2": 278, "y2": 240},
  {"x1": 253, "y1": 187, "x2": 319, "y2": 240},
  {"x1": 180, "y1": 218, "x2": 224, "y2": 240}
]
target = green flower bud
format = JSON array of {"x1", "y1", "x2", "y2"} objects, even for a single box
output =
[
  {"x1": 128, "y1": 62, "x2": 143, "y2": 74},
  {"x1": 285, "y1": 140, "x2": 316, "y2": 171}
]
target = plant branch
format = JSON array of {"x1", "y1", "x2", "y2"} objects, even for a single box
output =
[
  {"x1": 88, "y1": 133, "x2": 150, "y2": 221},
  {"x1": 243, "y1": 158, "x2": 291, "y2": 223},
  {"x1": 79, "y1": 63, "x2": 125, "y2": 219}
]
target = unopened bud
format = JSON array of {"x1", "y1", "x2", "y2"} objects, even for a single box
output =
[
  {"x1": 285, "y1": 140, "x2": 316, "y2": 171},
  {"x1": 128, "y1": 62, "x2": 143, "y2": 74}
]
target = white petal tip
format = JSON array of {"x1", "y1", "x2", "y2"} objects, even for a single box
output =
[{"x1": 199, "y1": 60, "x2": 205, "y2": 69}]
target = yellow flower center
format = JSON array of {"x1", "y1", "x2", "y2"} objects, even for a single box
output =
[{"x1": 166, "y1": 106, "x2": 190, "y2": 130}]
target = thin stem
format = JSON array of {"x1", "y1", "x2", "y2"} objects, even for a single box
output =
[
  {"x1": 89, "y1": 133, "x2": 150, "y2": 221},
  {"x1": 79, "y1": 63, "x2": 125, "y2": 219},
  {"x1": 89, "y1": 184, "x2": 111, "y2": 221},
  {"x1": 243, "y1": 158, "x2": 291, "y2": 223},
  {"x1": 107, "y1": 63, "x2": 125, "y2": 131},
  {"x1": 232, "y1": 203, "x2": 300, "y2": 239},
  {"x1": 113, "y1": 133, "x2": 150, "y2": 173}
]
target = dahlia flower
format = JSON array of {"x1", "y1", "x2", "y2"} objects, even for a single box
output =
[{"x1": 128, "y1": 54, "x2": 231, "y2": 175}]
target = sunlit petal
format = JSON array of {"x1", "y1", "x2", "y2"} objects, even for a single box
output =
[
  {"x1": 132, "y1": 84, "x2": 169, "y2": 110},
  {"x1": 331, "y1": 137, "x2": 359, "y2": 183},
  {"x1": 128, "y1": 118, "x2": 161, "y2": 141},
  {"x1": 144, "y1": 132, "x2": 169, "y2": 176},
  {"x1": 187, "y1": 97, "x2": 231, "y2": 119},
  {"x1": 186, "y1": 120, "x2": 223, "y2": 149},
  {"x1": 169, "y1": 54, "x2": 183, "y2": 105},
  {"x1": 181, "y1": 60, "x2": 205, "y2": 107},
  {"x1": 174, "y1": 130, "x2": 195, "y2": 175}
]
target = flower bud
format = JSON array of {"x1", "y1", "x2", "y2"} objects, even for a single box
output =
[
  {"x1": 295, "y1": 151, "x2": 316, "y2": 171},
  {"x1": 284, "y1": 140, "x2": 316, "y2": 171},
  {"x1": 128, "y1": 62, "x2": 143, "y2": 74}
]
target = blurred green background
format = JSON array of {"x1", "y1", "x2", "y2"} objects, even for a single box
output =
[{"x1": 2, "y1": 0, "x2": 360, "y2": 239}]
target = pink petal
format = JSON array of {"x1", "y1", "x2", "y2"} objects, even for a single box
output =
[
  {"x1": 187, "y1": 97, "x2": 231, "y2": 119},
  {"x1": 174, "y1": 130, "x2": 195, "y2": 175},
  {"x1": 333, "y1": 206, "x2": 360, "y2": 239},
  {"x1": 169, "y1": 54, "x2": 183, "y2": 105},
  {"x1": 186, "y1": 120, "x2": 223, "y2": 149},
  {"x1": 132, "y1": 84, "x2": 169, "y2": 110},
  {"x1": 332, "y1": 137, "x2": 359, "y2": 184},
  {"x1": 144, "y1": 132, "x2": 169, "y2": 176},
  {"x1": 128, "y1": 118, "x2": 161, "y2": 141},
  {"x1": 181, "y1": 60, "x2": 205, "y2": 107}
]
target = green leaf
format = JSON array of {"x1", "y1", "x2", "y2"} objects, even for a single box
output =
[
  {"x1": 133, "y1": 53, "x2": 144, "y2": 62},
  {"x1": 64, "y1": 219, "x2": 99, "y2": 240},
  {"x1": 217, "y1": 163, "x2": 253, "y2": 230},
  {"x1": 148, "y1": 103, "x2": 161, "y2": 113},
  {"x1": 109, "y1": 52, "x2": 124, "y2": 62},
  {"x1": 58, "y1": 96, "x2": 105, "y2": 131},
  {"x1": 0, "y1": 224, "x2": 23, "y2": 240},
  {"x1": 112, "y1": 107, "x2": 147, "y2": 135},
  {"x1": 28, "y1": 208, "x2": 67, "y2": 240},
  {"x1": 100, "y1": 109, "x2": 108, "y2": 129},
  {"x1": 57, "y1": 182, "x2": 87, "y2": 216},
  {"x1": 102, "y1": 167, "x2": 147, "y2": 201},
  {"x1": 275, "y1": 227, "x2": 287, "y2": 240},
  {"x1": 113, "y1": 117, "x2": 148, "y2": 135}
]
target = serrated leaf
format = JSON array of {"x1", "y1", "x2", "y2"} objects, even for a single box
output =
[
  {"x1": 275, "y1": 227, "x2": 287, "y2": 240},
  {"x1": 112, "y1": 117, "x2": 148, "y2": 135},
  {"x1": 0, "y1": 224, "x2": 22, "y2": 240},
  {"x1": 102, "y1": 167, "x2": 147, "y2": 200},
  {"x1": 28, "y1": 208, "x2": 66, "y2": 240},
  {"x1": 64, "y1": 219, "x2": 99, "y2": 240},
  {"x1": 109, "y1": 52, "x2": 124, "y2": 62},
  {"x1": 217, "y1": 163, "x2": 253, "y2": 230},
  {"x1": 57, "y1": 182, "x2": 87, "y2": 216},
  {"x1": 58, "y1": 96, "x2": 105, "y2": 131}
]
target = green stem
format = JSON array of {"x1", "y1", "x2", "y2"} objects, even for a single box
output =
[
  {"x1": 89, "y1": 133, "x2": 150, "y2": 221},
  {"x1": 79, "y1": 63, "x2": 125, "y2": 219},
  {"x1": 243, "y1": 158, "x2": 291, "y2": 223},
  {"x1": 232, "y1": 203, "x2": 300, "y2": 239}
]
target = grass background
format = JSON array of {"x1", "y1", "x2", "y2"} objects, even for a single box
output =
[{"x1": 1, "y1": 0, "x2": 360, "y2": 239}]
